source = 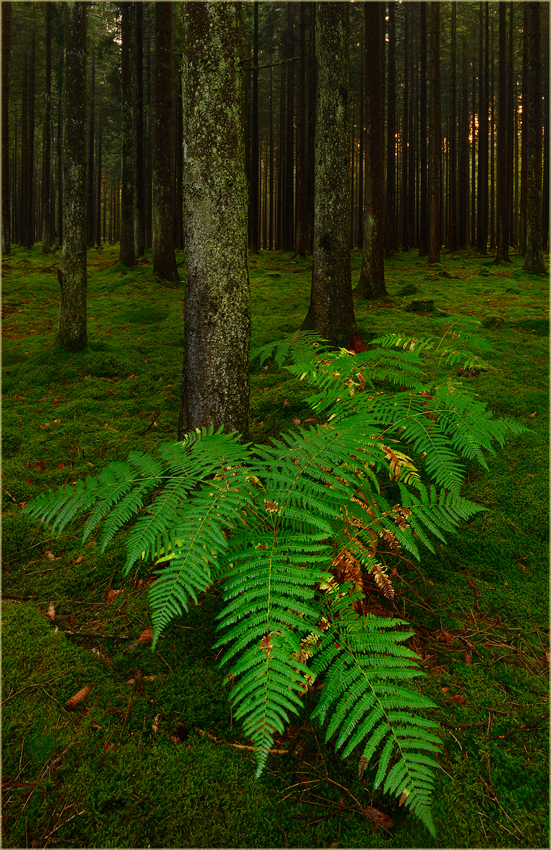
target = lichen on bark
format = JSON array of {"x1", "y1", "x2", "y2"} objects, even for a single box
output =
[
  {"x1": 58, "y1": 1, "x2": 87, "y2": 352},
  {"x1": 178, "y1": 2, "x2": 251, "y2": 438},
  {"x1": 301, "y1": 2, "x2": 356, "y2": 347}
]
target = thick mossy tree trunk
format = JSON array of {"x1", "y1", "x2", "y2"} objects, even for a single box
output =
[
  {"x1": 355, "y1": 1, "x2": 386, "y2": 300},
  {"x1": 152, "y1": 2, "x2": 177, "y2": 282},
  {"x1": 58, "y1": 1, "x2": 87, "y2": 351},
  {"x1": 178, "y1": 2, "x2": 251, "y2": 438},
  {"x1": 119, "y1": 2, "x2": 135, "y2": 268},
  {"x1": 301, "y1": 2, "x2": 356, "y2": 347},
  {"x1": 2, "y1": 2, "x2": 11, "y2": 255},
  {"x1": 523, "y1": 2, "x2": 547, "y2": 275}
]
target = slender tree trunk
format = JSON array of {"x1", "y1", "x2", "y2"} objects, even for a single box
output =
[
  {"x1": 507, "y1": 2, "x2": 514, "y2": 246},
  {"x1": 357, "y1": 24, "x2": 364, "y2": 250},
  {"x1": 41, "y1": 3, "x2": 52, "y2": 253},
  {"x1": 523, "y1": 3, "x2": 546, "y2": 273},
  {"x1": 477, "y1": 2, "x2": 489, "y2": 255},
  {"x1": 301, "y1": 2, "x2": 356, "y2": 346},
  {"x1": 295, "y1": 2, "x2": 308, "y2": 257},
  {"x1": 447, "y1": 1, "x2": 458, "y2": 251},
  {"x1": 152, "y1": 2, "x2": 177, "y2": 280},
  {"x1": 120, "y1": 3, "x2": 135, "y2": 267},
  {"x1": 401, "y1": 4, "x2": 409, "y2": 252},
  {"x1": 307, "y1": 3, "x2": 316, "y2": 255},
  {"x1": 134, "y1": 1, "x2": 145, "y2": 257},
  {"x1": 24, "y1": 9, "x2": 36, "y2": 249},
  {"x1": 2, "y1": 1, "x2": 12, "y2": 255},
  {"x1": 57, "y1": 87, "x2": 63, "y2": 248},
  {"x1": 284, "y1": 5, "x2": 295, "y2": 251},
  {"x1": 428, "y1": 2, "x2": 441, "y2": 264},
  {"x1": 384, "y1": 1, "x2": 396, "y2": 257},
  {"x1": 496, "y1": 2, "x2": 510, "y2": 263},
  {"x1": 418, "y1": 2, "x2": 428, "y2": 256},
  {"x1": 58, "y1": 1, "x2": 87, "y2": 351},
  {"x1": 96, "y1": 118, "x2": 102, "y2": 247},
  {"x1": 356, "y1": 1, "x2": 386, "y2": 300},
  {"x1": 87, "y1": 51, "x2": 95, "y2": 247},
  {"x1": 250, "y1": 2, "x2": 260, "y2": 253},
  {"x1": 269, "y1": 59, "x2": 274, "y2": 250},
  {"x1": 490, "y1": 14, "x2": 496, "y2": 249},
  {"x1": 179, "y1": 2, "x2": 250, "y2": 437}
]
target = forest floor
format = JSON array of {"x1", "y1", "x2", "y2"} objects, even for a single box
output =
[{"x1": 1, "y1": 244, "x2": 549, "y2": 849}]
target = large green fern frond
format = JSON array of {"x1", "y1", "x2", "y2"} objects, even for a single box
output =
[{"x1": 310, "y1": 587, "x2": 440, "y2": 838}]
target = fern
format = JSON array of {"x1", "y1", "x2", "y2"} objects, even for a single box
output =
[{"x1": 24, "y1": 328, "x2": 529, "y2": 838}]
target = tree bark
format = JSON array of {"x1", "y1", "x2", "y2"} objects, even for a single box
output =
[
  {"x1": 523, "y1": 2, "x2": 546, "y2": 274},
  {"x1": 250, "y1": 2, "x2": 260, "y2": 253},
  {"x1": 356, "y1": 1, "x2": 386, "y2": 300},
  {"x1": 476, "y1": 2, "x2": 489, "y2": 255},
  {"x1": 428, "y1": 2, "x2": 441, "y2": 265},
  {"x1": 496, "y1": 2, "x2": 510, "y2": 263},
  {"x1": 87, "y1": 51, "x2": 95, "y2": 247},
  {"x1": 384, "y1": 1, "x2": 396, "y2": 257},
  {"x1": 152, "y1": 2, "x2": 177, "y2": 281},
  {"x1": 178, "y1": 2, "x2": 251, "y2": 438},
  {"x1": 294, "y1": 1, "x2": 308, "y2": 258},
  {"x1": 134, "y1": 1, "x2": 145, "y2": 257},
  {"x1": 301, "y1": 2, "x2": 356, "y2": 346},
  {"x1": 418, "y1": 2, "x2": 428, "y2": 256},
  {"x1": 401, "y1": 3, "x2": 409, "y2": 252},
  {"x1": 58, "y1": 1, "x2": 87, "y2": 351},
  {"x1": 120, "y1": 2, "x2": 135, "y2": 267},
  {"x1": 2, "y1": 1, "x2": 11, "y2": 255}
]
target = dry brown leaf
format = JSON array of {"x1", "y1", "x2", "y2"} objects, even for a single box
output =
[
  {"x1": 398, "y1": 790, "x2": 409, "y2": 807},
  {"x1": 46, "y1": 602, "x2": 56, "y2": 620},
  {"x1": 445, "y1": 694, "x2": 466, "y2": 705},
  {"x1": 463, "y1": 650, "x2": 472, "y2": 665},
  {"x1": 45, "y1": 551, "x2": 56, "y2": 560},
  {"x1": 137, "y1": 628, "x2": 153, "y2": 644},
  {"x1": 75, "y1": 555, "x2": 85, "y2": 564},
  {"x1": 363, "y1": 806, "x2": 393, "y2": 830},
  {"x1": 64, "y1": 685, "x2": 92, "y2": 711},
  {"x1": 106, "y1": 588, "x2": 124, "y2": 603}
]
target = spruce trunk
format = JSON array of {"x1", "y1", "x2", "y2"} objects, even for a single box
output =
[{"x1": 178, "y1": 2, "x2": 251, "y2": 437}]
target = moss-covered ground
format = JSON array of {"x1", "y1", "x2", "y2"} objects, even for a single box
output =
[{"x1": 2, "y1": 243, "x2": 549, "y2": 848}]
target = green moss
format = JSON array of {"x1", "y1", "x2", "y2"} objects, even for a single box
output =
[{"x1": 2, "y1": 243, "x2": 549, "y2": 848}]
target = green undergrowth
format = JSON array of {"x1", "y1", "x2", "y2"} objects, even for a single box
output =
[{"x1": 2, "y1": 244, "x2": 549, "y2": 848}]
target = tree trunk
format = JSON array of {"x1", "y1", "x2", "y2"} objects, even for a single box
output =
[
  {"x1": 295, "y1": 1, "x2": 308, "y2": 258},
  {"x1": 428, "y1": 2, "x2": 441, "y2": 265},
  {"x1": 152, "y1": 2, "x2": 177, "y2": 281},
  {"x1": 120, "y1": 2, "x2": 135, "y2": 267},
  {"x1": 134, "y1": 1, "x2": 145, "y2": 257},
  {"x1": 523, "y1": 2, "x2": 546, "y2": 274},
  {"x1": 58, "y1": 1, "x2": 87, "y2": 351},
  {"x1": 284, "y1": 5, "x2": 295, "y2": 251},
  {"x1": 447, "y1": 1, "x2": 458, "y2": 251},
  {"x1": 2, "y1": 1, "x2": 11, "y2": 255},
  {"x1": 401, "y1": 4, "x2": 409, "y2": 252},
  {"x1": 476, "y1": 2, "x2": 489, "y2": 255},
  {"x1": 301, "y1": 2, "x2": 356, "y2": 347},
  {"x1": 418, "y1": 2, "x2": 428, "y2": 256},
  {"x1": 178, "y1": 2, "x2": 250, "y2": 438},
  {"x1": 496, "y1": 2, "x2": 510, "y2": 263},
  {"x1": 87, "y1": 51, "x2": 95, "y2": 247},
  {"x1": 307, "y1": 3, "x2": 316, "y2": 255},
  {"x1": 357, "y1": 23, "x2": 364, "y2": 250},
  {"x1": 42, "y1": 2, "x2": 52, "y2": 253},
  {"x1": 384, "y1": 1, "x2": 396, "y2": 257},
  {"x1": 96, "y1": 118, "x2": 102, "y2": 247},
  {"x1": 24, "y1": 8, "x2": 36, "y2": 249},
  {"x1": 356, "y1": 1, "x2": 386, "y2": 300},
  {"x1": 250, "y1": 2, "x2": 260, "y2": 253}
]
